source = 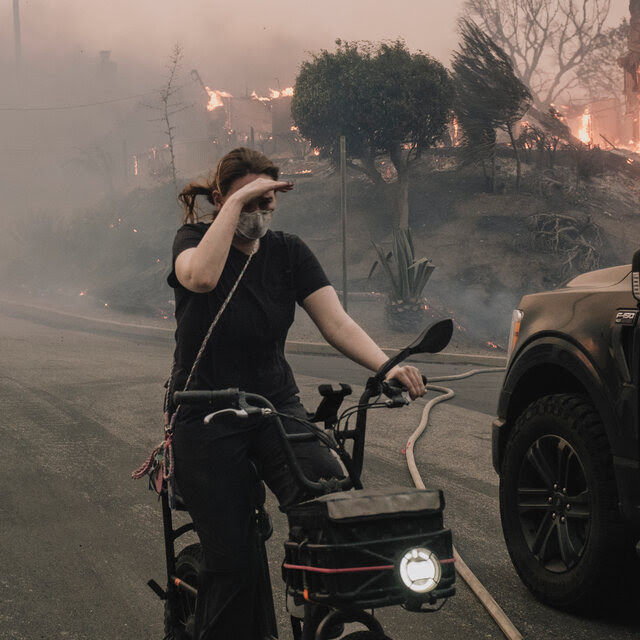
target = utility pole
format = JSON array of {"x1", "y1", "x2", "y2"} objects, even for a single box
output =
[
  {"x1": 13, "y1": 0, "x2": 22, "y2": 69},
  {"x1": 340, "y1": 135, "x2": 348, "y2": 312}
]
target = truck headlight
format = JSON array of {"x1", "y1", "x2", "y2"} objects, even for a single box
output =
[
  {"x1": 507, "y1": 309, "x2": 523, "y2": 362},
  {"x1": 399, "y1": 547, "x2": 441, "y2": 593}
]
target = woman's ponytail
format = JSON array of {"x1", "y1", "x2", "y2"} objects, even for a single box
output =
[{"x1": 178, "y1": 183, "x2": 214, "y2": 224}]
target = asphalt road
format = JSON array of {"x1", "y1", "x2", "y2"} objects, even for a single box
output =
[{"x1": 1, "y1": 300, "x2": 639, "y2": 639}]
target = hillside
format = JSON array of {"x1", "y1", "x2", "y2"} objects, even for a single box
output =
[
  {"x1": 4, "y1": 150, "x2": 640, "y2": 353},
  {"x1": 276, "y1": 153, "x2": 640, "y2": 350}
]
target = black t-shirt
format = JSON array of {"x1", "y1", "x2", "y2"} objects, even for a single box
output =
[{"x1": 168, "y1": 224, "x2": 330, "y2": 408}]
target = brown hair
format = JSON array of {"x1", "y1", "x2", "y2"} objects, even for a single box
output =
[{"x1": 178, "y1": 147, "x2": 280, "y2": 223}]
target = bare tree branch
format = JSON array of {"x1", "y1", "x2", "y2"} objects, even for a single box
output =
[
  {"x1": 142, "y1": 43, "x2": 191, "y2": 194},
  {"x1": 464, "y1": 0, "x2": 612, "y2": 106}
]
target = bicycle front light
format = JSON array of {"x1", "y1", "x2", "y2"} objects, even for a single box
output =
[{"x1": 399, "y1": 547, "x2": 441, "y2": 593}]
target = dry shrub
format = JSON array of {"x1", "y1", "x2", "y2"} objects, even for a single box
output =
[{"x1": 530, "y1": 212, "x2": 603, "y2": 279}]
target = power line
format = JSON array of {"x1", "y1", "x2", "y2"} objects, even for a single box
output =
[{"x1": 0, "y1": 89, "x2": 161, "y2": 112}]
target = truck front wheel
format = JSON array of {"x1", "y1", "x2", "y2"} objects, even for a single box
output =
[{"x1": 500, "y1": 394, "x2": 625, "y2": 612}]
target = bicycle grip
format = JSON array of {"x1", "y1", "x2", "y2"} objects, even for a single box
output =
[
  {"x1": 173, "y1": 388, "x2": 240, "y2": 406},
  {"x1": 382, "y1": 374, "x2": 427, "y2": 397}
]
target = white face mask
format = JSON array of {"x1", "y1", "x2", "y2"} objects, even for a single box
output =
[{"x1": 236, "y1": 209, "x2": 273, "y2": 240}]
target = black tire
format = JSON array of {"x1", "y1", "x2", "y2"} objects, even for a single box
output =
[
  {"x1": 500, "y1": 394, "x2": 625, "y2": 612},
  {"x1": 340, "y1": 633, "x2": 392, "y2": 640},
  {"x1": 164, "y1": 543, "x2": 203, "y2": 639}
]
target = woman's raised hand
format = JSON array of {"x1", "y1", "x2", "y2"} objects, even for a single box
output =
[{"x1": 227, "y1": 177, "x2": 294, "y2": 209}]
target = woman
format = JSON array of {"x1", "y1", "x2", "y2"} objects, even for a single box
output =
[{"x1": 169, "y1": 147, "x2": 425, "y2": 639}]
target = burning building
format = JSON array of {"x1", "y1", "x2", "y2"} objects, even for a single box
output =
[
  {"x1": 130, "y1": 85, "x2": 300, "y2": 183},
  {"x1": 205, "y1": 86, "x2": 298, "y2": 157},
  {"x1": 564, "y1": 98, "x2": 622, "y2": 147},
  {"x1": 619, "y1": 0, "x2": 640, "y2": 143}
]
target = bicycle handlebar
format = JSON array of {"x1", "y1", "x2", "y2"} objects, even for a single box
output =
[
  {"x1": 173, "y1": 388, "x2": 241, "y2": 406},
  {"x1": 173, "y1": 376, "x2": 425, "y2": 409},
  {"x1": 172, "y1": 388, "x2": 354, "y2": 494},
  {"x1": 171, "y1": 319, "x2": 452, "y2": 497},
  {"x1": 172, "y1": 376, "x2": 428, "y2": 496}
]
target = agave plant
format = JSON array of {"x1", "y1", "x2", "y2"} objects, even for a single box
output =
[{"x1": 370, "y1": 228, "x2": 435, "y2": 331}]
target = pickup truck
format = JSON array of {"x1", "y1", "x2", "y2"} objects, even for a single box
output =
[{"x1": 492, "y1": 252, "x2": 640, "y2": 611}]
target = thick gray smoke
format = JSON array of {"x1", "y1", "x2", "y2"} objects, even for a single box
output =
[
  {"x1": 0, "y1": 0, "x2": 466, "y2": 304},
  {"x1": 0, "y1": 0, "x2": 628, "y2": 345}
]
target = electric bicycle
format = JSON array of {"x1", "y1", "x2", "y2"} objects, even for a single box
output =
[{"x1": 147, "y1": 319, "x2": 456, "y2": 639}]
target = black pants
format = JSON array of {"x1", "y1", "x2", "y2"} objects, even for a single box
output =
[{"x1": 173, "y1": 397, "x2": 343, "y2": 640}]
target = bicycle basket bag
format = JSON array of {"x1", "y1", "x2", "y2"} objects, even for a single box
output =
[{"x1": 282, "y1": 486, "x2": 455, "y2": 608}]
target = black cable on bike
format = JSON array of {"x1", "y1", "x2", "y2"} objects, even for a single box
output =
[
  {"x1": 336, "y1": 401, "x2": 389, "y2": 427},
  {"x1": 272, "y1": 411, "x2": 363, "y2": 489},
  {"x1": 269, "y1": 411, "x2": 342, "y2": 453}
]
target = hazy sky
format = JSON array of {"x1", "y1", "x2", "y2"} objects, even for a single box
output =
[
  {"x1": 0, "y1": 1, "x2": 465, "y2": 98},
  {"x1": 0, "y1": 0, "x2": 630, "y2": 100},
  {"x1": 0, "y1": 0, "x2": 630, "y2": 213}
]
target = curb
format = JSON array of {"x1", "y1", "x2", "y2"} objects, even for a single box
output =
[
  {"x1": 1, "y1": 298, "x2": 506, "y2": 367},
  {"x1": 284, "y1": 340, "x2": 506, "y2": 367}
]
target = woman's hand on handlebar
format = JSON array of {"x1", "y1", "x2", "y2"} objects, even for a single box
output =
[{"x1": 385, "y1": 365, "x2": 426, "y2": 400}]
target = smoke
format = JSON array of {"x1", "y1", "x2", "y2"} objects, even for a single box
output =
[
  {"x1": 0, "y1": 0, "x2": 628, "y2": 322},
  {"x1": 0, "y1": 0, "x2": 470, "y2": 248}
]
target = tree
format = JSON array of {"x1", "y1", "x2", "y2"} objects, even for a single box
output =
[
  {"x1": 291, "y1": 40, "x2": 453, "y2": 228},
  {"x1": 143, "y1": 43, "x2": 190, "y2": 195},
  {"x1": 452, "y1": 20, "x2": 533, "y2": 190},
  {"x1": 463, "y1": 0, "x2": 613, "y2": 106}
]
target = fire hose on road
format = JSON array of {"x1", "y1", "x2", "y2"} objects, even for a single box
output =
[{"x1": 404, "y1": 367, "x2": 524, "y2": 640}]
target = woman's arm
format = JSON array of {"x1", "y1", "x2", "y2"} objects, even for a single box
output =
[
  {"x1": 302, "y1": 286, "x2": 426, "y2": 399},
  {"x1": 175, "y1": 177, "x2": 293, "y2": 293},
  {"x1": 174, "y1": 198, "x2": 242, "y2": 293}
]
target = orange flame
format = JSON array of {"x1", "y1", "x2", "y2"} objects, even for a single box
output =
[
  {"x1": 270, "y1": 87, "x2": 294, "y2": 99},
  {"x1": 451, "y1": 116, "x2": 460, "y2": 146},
  {"x1": 251, "y1": 91, "x2": 271, "y2": 103},
  {"x1": 205, "y1": 87, "x2": 232, "y2": 111},
  {"x1": 577, "y1": 109, "x2": 592, "y2": 145},
  {"x1": 204, "y1": 86, "x2": 293, "y2": 111}
]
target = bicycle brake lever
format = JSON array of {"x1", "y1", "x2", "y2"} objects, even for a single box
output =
[
  {"x1": 384, "y1": 394, "x2": 410, "y2": 408},
  {"x1": 203, "y1": 407, "x2": 272, "y2": 424}
]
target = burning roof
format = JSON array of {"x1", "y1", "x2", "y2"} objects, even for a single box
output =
[{"x1": 203, "y1": 86, "x2": 295, "y2": 141}]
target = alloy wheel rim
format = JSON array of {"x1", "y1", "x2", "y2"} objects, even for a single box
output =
[{"x1": 516, "y1": 434, "x2": 591, "y2": 573}]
